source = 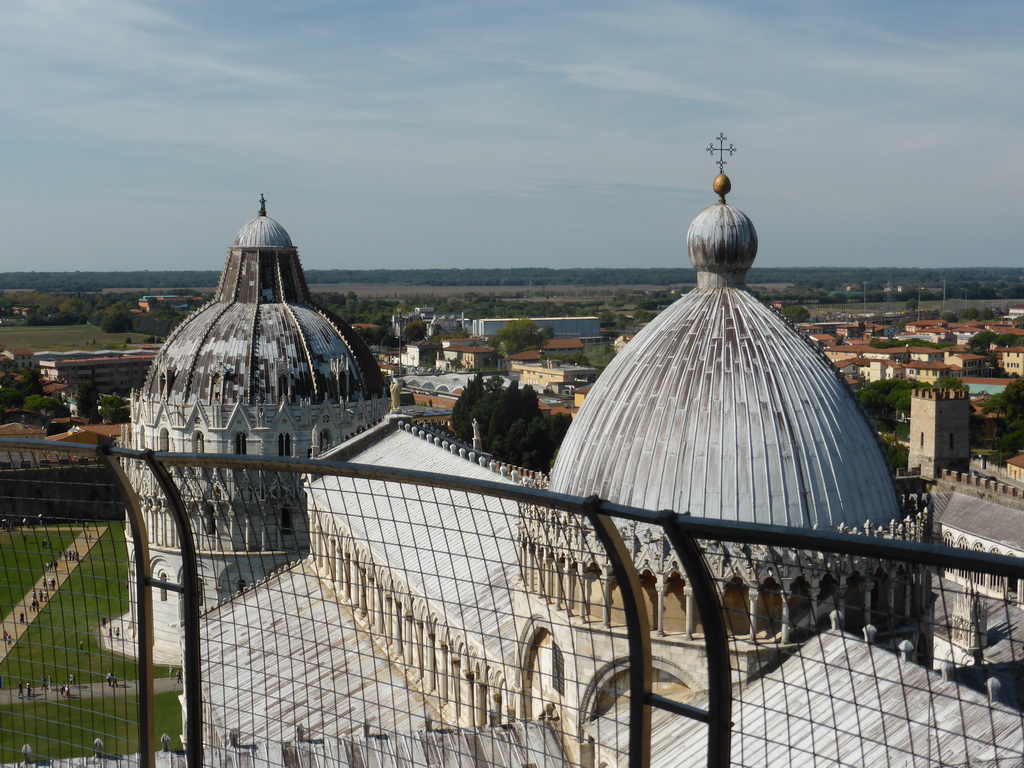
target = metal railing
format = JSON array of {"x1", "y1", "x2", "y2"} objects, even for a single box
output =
[{"x1": 1, "y1": 438, "x2": 1023, "y2": 768}]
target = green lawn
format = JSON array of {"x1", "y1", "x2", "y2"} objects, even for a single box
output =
[
  {"x1": 0, "y1": 523, "x2": 139, "y2": 686},
  {"x1": 0, "y1": 690, "x2": 183, "y2": 761},
  {"x1": 0, "y1": 526, "x2": 81, "y2": 617},
  {"x1": 0, "y1": 324, "x2": 143, "y2": 351}
]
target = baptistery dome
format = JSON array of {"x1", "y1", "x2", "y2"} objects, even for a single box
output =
[
  {"x1": 141, "y1": 201, "x2": 384, "y2": 411},
  {"x1": 550, "y1": 175, "x2": 898, "y2": 528}
]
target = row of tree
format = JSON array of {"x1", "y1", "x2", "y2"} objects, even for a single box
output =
[{"x1": 451, "y1": 374, "x2": 571, "y2": 472}]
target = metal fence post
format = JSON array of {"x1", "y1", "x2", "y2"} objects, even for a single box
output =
[
  {"x1": 583, "y1": 496, "x2": 652, "y2": 768},
  {"x1": 658, "y1": 510, "x2": 733, "y2": 768},
  {"x1": 142, "y1": 452, "x2": 204, "y2": 768}
]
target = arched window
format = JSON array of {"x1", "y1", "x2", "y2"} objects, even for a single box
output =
[
  {"x1": 193, "y1": 432, "x2": 205, "y2": 453},
  {"x1": 320, "y1": 429, "x2": 331, "y2": 453},
  {"x1": 158, "y1": 429, "x2": 169, "y2": 453},
  {"x1": 278, "y1": 433, "x2": 292, "y2": 457},
  {"x1": 920, "y1": 432, "x2": 925, "y2": 447},
  {"x1": 235, "y1": 433, "x2": 247, "y2": 455},
  {"x1": 551, "y1": 642, "x2": 565, "y2": 695},
  {"x1": 159, "y1": 571, "x2": 168, "y2": 602},
  {"x1": 281, "y1": 507, "x2": 293, "y2": 536}
]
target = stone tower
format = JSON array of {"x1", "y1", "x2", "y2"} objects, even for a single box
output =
[{"x1": 908, "y1": 388, "x2": 970, "y2": 479}]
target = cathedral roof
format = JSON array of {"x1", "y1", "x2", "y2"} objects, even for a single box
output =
[
  {"x1": 549, "y1": 174, "x2": 899, "y2": 528},
  {"x1": 140, "y1": 199, "x2": 384, "y2": 407},
  {"x1": 233, "y1": 213, "x2": 294, "y2": 248}
]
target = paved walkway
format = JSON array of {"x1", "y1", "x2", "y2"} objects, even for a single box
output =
[
  {"x1": 0, "y1": 524, "x2": 108, "y2": 664},
  {"x1": 0, "y1": 674, "x2": 182, "y2": 705}
]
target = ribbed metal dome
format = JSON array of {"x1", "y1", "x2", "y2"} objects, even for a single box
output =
[
  {"x1": 687, "y1": 203, "x2": 757, "y2": 288},
  {"x1": 549, "y1": 180, "x2": 898, "y2": 528},
  {"x1": 141, "y1": 204, "x2": 384, "y2": 407},
  {"x1": 233, "y1": 214, "x2": 294, "y2": 248}
]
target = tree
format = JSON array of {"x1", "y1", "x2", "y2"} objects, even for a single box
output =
[
  {"x1": 75, "y1": 380, "x2": 100, "y2": 423},
  {"x1": 0, "y1": 387, "x2": 24, "y2": 414},
  {"x1": 961, "y1": 307, "x2": 981, "y2": 321},
  {"x1": 781, "y1": 305, "x2": 810, "y2": 323},
  {"x1": 402, "y1": 320, "x2": 427, "y2": 343},
  {"x1": 493, "y1": 319, "x2": 546, "y2": 357},
  {"x1": 101, "y1": 308, "x2": 131, "y2": 333},
  {"x1": 99, "y1": 395, "x2": 130, "y2": 424},
  {"x1": 23, "y1": 395, "x2": 69, "y2": 432},
  {"x1": 451, "y1": 373, "x2": 569, "y2": 471}
]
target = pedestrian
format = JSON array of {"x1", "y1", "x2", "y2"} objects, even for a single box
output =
[
  {"x1": 176, "y1": 669, "x2": 183, "y2": 684},
  {"x1": 47, "y1": 676, "x2": 52, "y2": 690},
  {"x1": 19, "y1": 612, "x2": 25, "y2": 623},
  {"x1": 18, "y1": 682, "x2": 23, "y2": 698},
  {"x1": 69, "y1": 673, "x2": 74, "y2": 686},
  {"x1": 25, "y1": 683, "x2": 32, "y2": 698}
]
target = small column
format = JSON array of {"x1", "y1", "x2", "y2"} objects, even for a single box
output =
[
  {"x1": 393, "y1": 600, "x2": 404, "y2": 657},
  {"x1": 439, "y1": 644, "x2": 450, "y2": 700},
  {"x1": 684, "y1": 587, "x2": 696, "y2": 639},
  {"x1": 863, "y1": 578, "x2": 874, "y2": 629},
  {"x1": 555, "y1": 559, "x2": 565, "y2": 611},
  {"x1": 656, "y1": 575, "x2": 666, "y2": 636},
  {"x1": 404, "y1": 614, "x2": 416, "y2": 669},
  {"x1": 602, "y1": 567, "x2": 613, "y2": 629},
  {"x1": 356, "y1": 569, "x2": 367, "y2": 615},
  {"x1": 580, "y1": 567, "x2": 592, "y2": 622},
  {"x1": 425, "y1": 631, "x2": 437, "y2": 692},
  {"x1": 452, "y1": 659, "x2": 462, "y2": 722},
  {"x1": 748, "y1": 589, "x2": 759, "y2": 639},
  {"x1": 476, "y1": 680, "x2": 488, "y2": 728},
  {"x1": 780, "y1": 589, "x2": 792, "y2": 645},
  {"x1": 463, "y1": 671, "x2": 475, "y2": 727}
]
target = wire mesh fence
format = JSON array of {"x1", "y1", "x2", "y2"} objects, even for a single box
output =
[
  {"x1": 1, "y1": 439, "x2": 1023, "y2": 768},
  {"x1": 0, "y1": 443, "x2": 149, "y2": 765}
]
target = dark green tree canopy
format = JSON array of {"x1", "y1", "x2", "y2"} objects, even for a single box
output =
[{"x1": 493, "y1": 319, "x2": 546, "y2": 358}]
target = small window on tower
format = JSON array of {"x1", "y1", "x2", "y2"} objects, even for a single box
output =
[{"x1": 920, "y1": 432, "x2": 925, "y2": 448}]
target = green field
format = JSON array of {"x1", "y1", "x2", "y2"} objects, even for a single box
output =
[
  {"x1": 0, "y1": 690, "x2": 183, "y2": 761},
  {"x1": 0, "y1": 324, "x2": 144, "y2": 351},
  {"x1": 0, "y1": 527, "x2": 81, "y2": 616},
  {"x1": 0, "y1": 523, "x2": 139, "y2": 687}
]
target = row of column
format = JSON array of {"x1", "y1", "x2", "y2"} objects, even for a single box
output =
[
  {"x1": 315, "y1": 520, "x2": 510, "y2": 728},
  {"x1": 521, "y1": 543, "x2": 699, "y2": 638}
]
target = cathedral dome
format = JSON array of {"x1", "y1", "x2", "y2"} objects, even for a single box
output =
[
  {"x1": 141, "y1": 199, "x2": 384, "y2": 407},
  {"x1": 549, "y1": 175, "x2": 898, "y2": 528},
  {"x1": 233, "y1": 213, "x2": 294, "y2": 248}
]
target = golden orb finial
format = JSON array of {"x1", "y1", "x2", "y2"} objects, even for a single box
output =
[{"x1": 713, "y1": 173, "x2": 731, "y2": 202}]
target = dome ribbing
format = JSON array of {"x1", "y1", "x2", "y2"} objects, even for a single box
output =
[{"x1": 549, "y1": 175, "x2": 898, "y2": 528}]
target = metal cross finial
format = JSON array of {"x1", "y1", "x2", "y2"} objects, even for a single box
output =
[
  {"x1": 259, "y1": 193, "x2": 267, "y2": 215},
  {"x1": 707, "y1": 133, "x2": 737, "y2": 173}
]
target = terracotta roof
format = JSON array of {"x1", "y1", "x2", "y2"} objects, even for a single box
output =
[
  {"x1": 542, "y1": 338, "x2": 584, "y2": 351},
  {"x1": 0, "y1": 422, "x2": 45, "y2": 437}
]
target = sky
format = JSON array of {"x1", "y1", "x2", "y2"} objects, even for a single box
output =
[{"x1": 2, "y1": 0, "x2": 1022, "y2": 273}]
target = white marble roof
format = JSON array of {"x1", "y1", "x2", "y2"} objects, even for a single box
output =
[
  {"x1": 307, "y1": 428, "x2": 522, "y2": 664},
  {"x1": 588, "y1": 630, "x2": 1024, "y2": 767},
  {"x1": 200, "y1": 562, "x2": 428, "y2": 739}
]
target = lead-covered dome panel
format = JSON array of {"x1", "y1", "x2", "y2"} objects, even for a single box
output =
[
  {"x1": 233, "y1": 214, "x2": 294, "y2": 247},
  {"x1": 550, "y1": 175, "x2": 898, "y2": 529},
  {"x1": 141, "y1": 206, "x2": 383, "y2": 406}
]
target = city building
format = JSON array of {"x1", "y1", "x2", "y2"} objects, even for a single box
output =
[
  {"x1": 472, "y1": 317, "x2": 601, "y2": 340},
  {"x1": 39, "y1": 353, "x2": 156, "y2": 394}
]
